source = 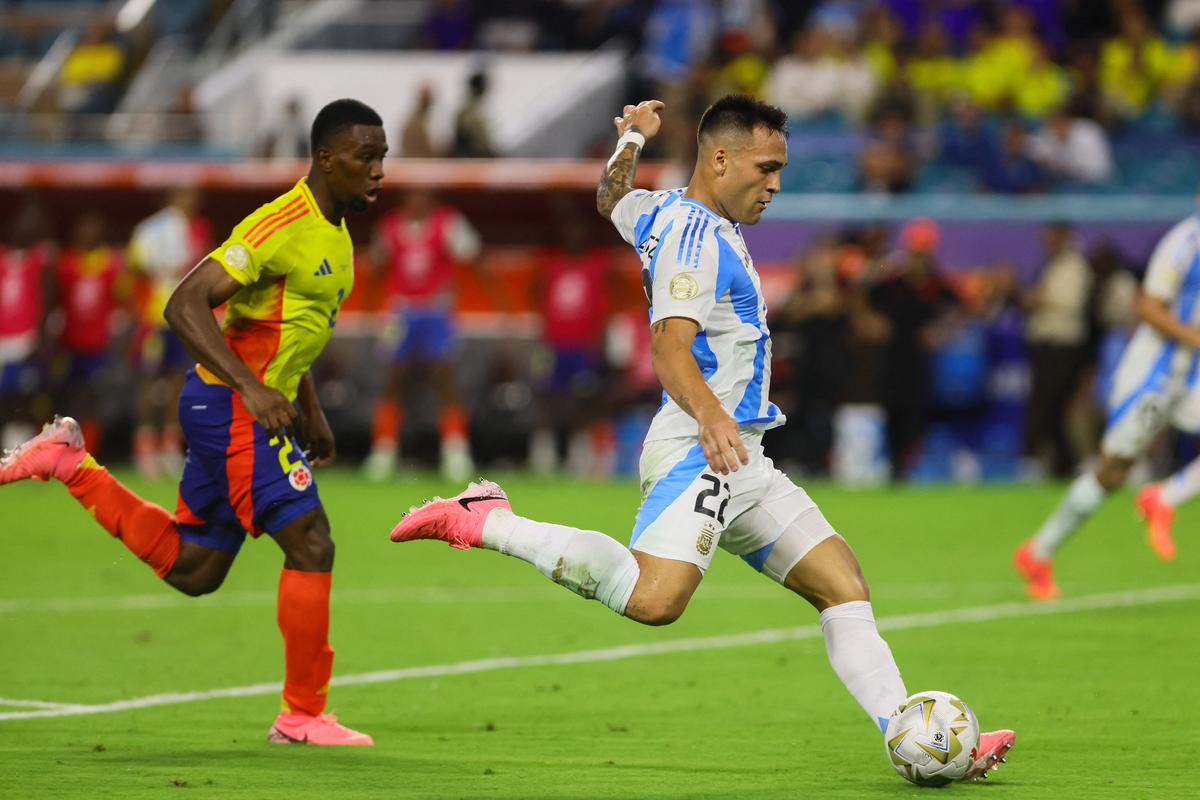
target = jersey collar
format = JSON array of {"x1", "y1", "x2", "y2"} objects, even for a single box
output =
[{"x1": 296, "y1": 177, "x2": 346, "y2": 231}]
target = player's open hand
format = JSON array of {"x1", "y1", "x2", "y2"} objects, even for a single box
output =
[
  {"x1": 240, "y1": 381, "x2": 298, "y2": 441},
  {"x1": 696, "y1": 405, "x2": 749, "y2": 476},
  {"x1": 614, "y1": 100, "x2": 664, "y2": 141},
  {"x1": 300, "y1": 407, "x2": 336, "y2": 467}
]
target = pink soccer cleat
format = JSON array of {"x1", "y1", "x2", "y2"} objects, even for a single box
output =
[
  {"x1": 1013, "y1": 541, "x2": 1059, "y2": 601},
  {"x1": 961, "y1": 729, "x2": 1016, "y2": 782},
  {"x1": 268, "y1": 712, "x2": 373, "y2": 746},
  {"x1": 1135, "y1": 484, "x2": 1176, "y2": 561},
  {"x1": 389, "y1": 479, "x2": 511, "y2": 550},
  {"x1": 0, "y1": 416, "x2": 86, "y2": 485}
]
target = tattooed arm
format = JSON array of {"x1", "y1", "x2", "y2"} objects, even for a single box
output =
[
  {"x1": 597, "y1": 100, "x2": 664, "y2": 220},
  {"x1": 650, "y1": 317, "x2": 748, "y2": 475}
]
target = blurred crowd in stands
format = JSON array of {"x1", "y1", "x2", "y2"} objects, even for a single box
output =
[{"x1": 4, "y1": 1, "x2": 1200, "y2": 194}]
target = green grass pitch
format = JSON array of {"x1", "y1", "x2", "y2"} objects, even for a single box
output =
[{"x1": 1, "y1": 471, "x2": 1198, "y2": 799}]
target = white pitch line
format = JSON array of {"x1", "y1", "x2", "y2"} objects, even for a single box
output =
[
  {"x1": 1, "y1": 583, "x2": 1197, "y2": 723},
  {"x1": 0, "y1": 697, "x2": 84, "y2": 710},
  {"x1": 0, "y1": 582, "x2": 1016, "y2": 615}
]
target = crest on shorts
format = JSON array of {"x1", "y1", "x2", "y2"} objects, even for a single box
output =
[
  {"x1": 288, "y1": 463, "x2": 312, "y2": 491},
  {"x1": 696, "y1": 522, "x2": 716, "y2": 556},
  {"x1": 224, "y1": 244, "x2": 250, "y2": 270},
  {"x1": 669, "y1": 273, "x2": 699, "y2": 300}
]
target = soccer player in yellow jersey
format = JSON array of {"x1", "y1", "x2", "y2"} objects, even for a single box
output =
[{"x1": 0, "y1": 98, "x2": 387, "y2": 746}]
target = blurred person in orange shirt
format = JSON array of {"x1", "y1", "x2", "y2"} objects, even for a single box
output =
[
  {"x1": 127, "y1": 187, "x2": 213, "y2": 478},
  {"x1": 366, "y1": 188, "x2": 483, "y2": 481}
]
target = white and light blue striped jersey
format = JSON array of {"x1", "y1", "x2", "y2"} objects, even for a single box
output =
[
  {"x1": 1108, "y1": 213, "x2": 1200, "y2": 423},
  {"x1": 611, "y1": 187, "x2": 784, "y2": 443}
]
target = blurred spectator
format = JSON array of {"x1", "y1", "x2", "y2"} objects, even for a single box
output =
[
  {"x1": 770, "y1": 237, "x2": 851, "y2": 476},
  {"x1": 528, "y1": 211, "x2": 619, "y2": 476},
  {"x1": 0, "y1": 204, "x2": 55, "y2": 450},
  {"x1": 1100, "y1": 9, "x2": 1173, "y2": 119},
  {"x1": 867, "y1": 219, "x2": 961, "y2": 480},
  {"x1": 425, "y1": 0, "x2": 475, "y2": 50},
  {"x1": 766, "y1": 26, "x2": 875, "y2": 121},
  {"x1": 1028, "y1": 106, "x2": 1114, "y2": 184},
  {"x1": 859, "y1": 5, "x2": 902, "y2": 86},
  {"x1": 365, "y1": 189, "x2": 483, "y2": 481},
  {"x1": 451, "y1": 71, "x2": 496, "y2": 158},
  {"x1": 639, "y1": 0, "x2": 717, "y2": 87},
  {"x1": 58, "y1": 19, "x2": 127, "y2": 130},
  {"x1": 126, "y1": 187, "x2": 212, "y2": 478},
  {"x1": 857, "y1": 110, "x2": 917, "y2": 193},
  {"x1": 54, "y1": 213, "x2": 123, "y2": 456},
  {"x1": 938, "y1": 95, "x2": 997, "y2": 174},
  {"x1": 905, "y1": 21, "x2": 959, "y2": 117},
  {"x1": 400, "y1": 84, "x2": 439, "y2": 158},
  {"x1": 706, "y1": 29, "x2": 770, "y2": 101},
  {"x1": 1022, "y1": 222, "x2": 1093, "y2": 477},
  {"x1": 258, "y1": 96, "x2": 308, "y2": 159},
  {"x1": 1015, "y1": 42, "x2": 1070, "y2": 120},
  {"x1": 982, "y1": 121, "x2": 1045, "y2": 194}
]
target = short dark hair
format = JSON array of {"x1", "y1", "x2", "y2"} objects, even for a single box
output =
[
  {"x1": 310, "y1": 98, "x2": 383, "y2": 154},
  {"x1": 697, "y1": 94, "x2": 788, "y2": 143}
]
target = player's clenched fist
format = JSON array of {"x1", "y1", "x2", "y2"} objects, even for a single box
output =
[
  {"x1": 240, "y1": 381, "x2": 298, "y2": 439},
  {"x1": 614, "y1": 100, "x2": 664, "y2": 140}
]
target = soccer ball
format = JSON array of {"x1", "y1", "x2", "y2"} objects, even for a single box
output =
[{"x1": 883, "y1": 691, "x2": 979, "y2": 787}]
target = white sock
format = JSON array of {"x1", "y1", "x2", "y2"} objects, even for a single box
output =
[
  {"x1": 819, "y1": 601, "x2": 908, "y2": 732},
  {"x1": 481, "y1": 509, "x2": 639, "y2": 615},
  {"x1": 1161, "y1": 456, "x2": 1200, "y2": 508},
  {"x1": 1031, "y1": 471, "x2": 1107, "y2": 559}
]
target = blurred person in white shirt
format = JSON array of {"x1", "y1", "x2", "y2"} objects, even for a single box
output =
[{"x1": 1028, "y1": 106, "x2": 1114, "y2": 184}]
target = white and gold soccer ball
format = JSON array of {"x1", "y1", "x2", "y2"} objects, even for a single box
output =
[{"x1": 883, "y1": 690, "x2": 980, "y2": 787}]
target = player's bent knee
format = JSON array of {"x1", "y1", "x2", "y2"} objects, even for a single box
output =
[
  {"x1": 782, "y1": 535, "x2": 870, "y2": 611},
  {"x1": 274, "y1": 508, "x2": 336, "y2": 572},
  {"x1": 629, "y1": 597, "x2": 687, "y2": 626}
]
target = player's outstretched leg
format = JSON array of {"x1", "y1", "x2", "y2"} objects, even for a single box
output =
[
  {"x1": 1, "y1": 416, "x2": 181, "y2": 578},
  {"x1": 391, "y1": 480, "x2": 647, "y2": 617},
  {"x1": 771, "y1": 520, "x2": 1016, "y2": 782}
]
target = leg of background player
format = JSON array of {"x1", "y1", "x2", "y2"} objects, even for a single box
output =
[{"x1": 1135, "y1": 452, "x2": 1200, "y2": 560}]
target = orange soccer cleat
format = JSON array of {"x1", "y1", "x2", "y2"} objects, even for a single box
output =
[
  {"x1": 268, "y1": 712, "x2": 373, "y2": 746},
  {"x1": 1135, "y1": 484, "x2": 1176, "y2": 561},
  {"x1": 389, "y1": 479, "x2": 511, "y2": 550},
  {"x1": 1013, "y1": 542, "x2": 1060, "y2": 601},
  {"x1": 0, "y1": 416, "x2": 86, "y2": 485},
  {"x1": 961, "y1": 729, "x2": 1016, "y2": 782}
]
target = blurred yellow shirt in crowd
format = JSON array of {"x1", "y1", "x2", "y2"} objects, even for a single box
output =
[
  {"x1": 1015, "y1": 61, "x2": 1069, "y2": 118},
  {"x1": 906, "y1": 56, "x2": 961, "y2": 104},
  {"x1": 60, "y1": 42, "x2": 124, "y2": 88},
  {"x1": 1100, "y1": 36, "x2": 1173, "y2": 114}
]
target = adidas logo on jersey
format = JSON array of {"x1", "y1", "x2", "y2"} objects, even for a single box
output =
[{"x1": 313, "y1": 259, "x2": 334, "y2": 277}]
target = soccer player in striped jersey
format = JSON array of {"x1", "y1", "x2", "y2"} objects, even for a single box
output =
[
  {"x1": 390, "y1": 95, "x2": 1015, "y2": 780},
  {"x1": 1017, "y1": 209, "x2": 1200, "y2": 597},
  {"x1": 0, "y1": 98, "x2": 386, "y2": 746}
]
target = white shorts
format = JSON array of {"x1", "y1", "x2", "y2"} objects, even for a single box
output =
[
  {"x1": 630, "y1": 431, "x2": 835, "y2": 575},
  {"x1": 1102, "y1": 360, "x2": 1199, "y2": 459}
]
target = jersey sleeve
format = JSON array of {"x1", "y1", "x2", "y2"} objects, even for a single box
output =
[
  {"x1": 610, "y1": 189, "x2": 667, "y2": 246},
  {"x1": 649, "y1": 219, "x2": 720, "y2": 330},
  {"x1": 208, "y1": 204, "x2": 294, "y2": 286},
  {"x1": 1143, "y1": 225, "x2": 1194, "y2": 301},
  {"x1": 445, "y1": 212, "x2": 482, "y2": 262}
]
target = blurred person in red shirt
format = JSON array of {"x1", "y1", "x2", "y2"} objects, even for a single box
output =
[
  {"x1": 54, "y1": 212, "x2": 123, "y2": 455},
  {"x1": 126, "y1": 186, "x2": 213, "y2": 478},
  {"x1": 366, "y1": 188, "x2": 482, "y2": 481},
  {"x1": 0, "y1": 204, "x2": 56, "y2": 450},
  {"x1": 528, "y1": 211, "x2": 621, "y2": 476}
]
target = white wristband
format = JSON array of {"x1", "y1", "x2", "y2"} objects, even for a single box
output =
[{"x1": 607, "y1": 130, "x2": 645, "y2": 168}]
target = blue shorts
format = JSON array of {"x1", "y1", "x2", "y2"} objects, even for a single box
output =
[
  {"x1": 174, "y1": 371, "x2": 321, "y2": 554},
  {"x1": 0, "y1": 357, "x2": 43, "y2": 396},
  {"x1": 63, "y1": 352, "x2": 107, "y2": 385},
  {"x1": 549, "y1": 347, "x2": 602, "y2": 393},
  {"x1": 391, "y1": 308, "x2": 454, "y2": 361},
  {"x1": 141, "y1": 328, "x2": 190, "y2": 377}
]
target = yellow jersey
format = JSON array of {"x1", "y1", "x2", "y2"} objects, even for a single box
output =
[{"x1": 202, "y1": 177, "x2": 353, "y2": 401}]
